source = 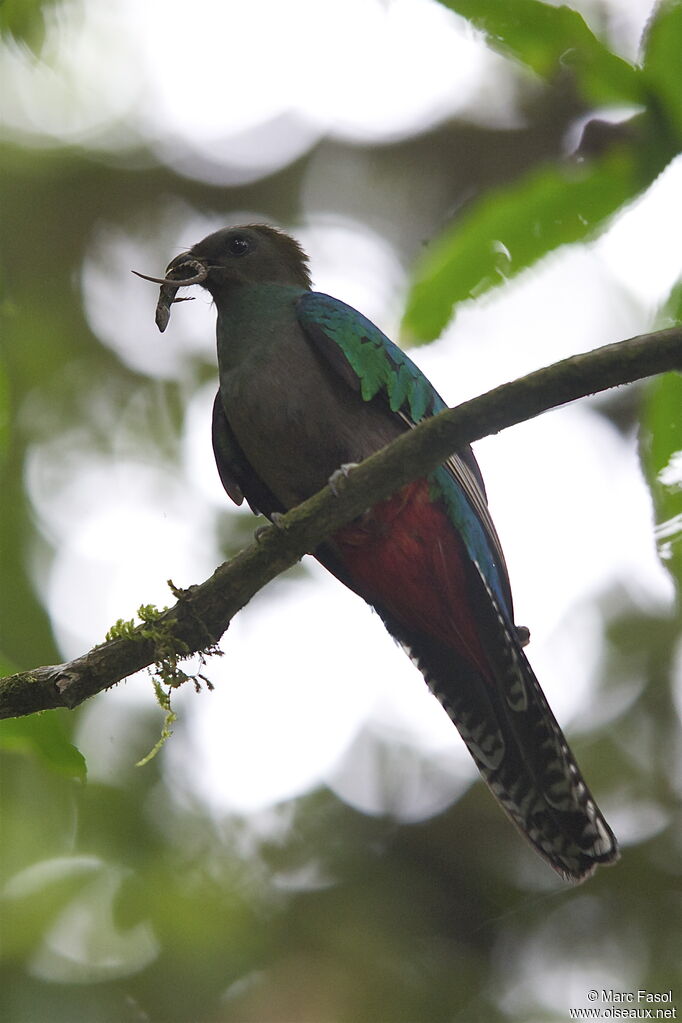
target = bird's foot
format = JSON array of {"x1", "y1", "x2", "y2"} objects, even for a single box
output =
[
  {"x1": 254, "y1": 512, "x2": 286, "y2": 543},
  {"x1": 516, "y1": 624, "x2": 531, "y2": 647},
  {"x1": 328, "y1": 462, "x2": 359, "y2": 497}
]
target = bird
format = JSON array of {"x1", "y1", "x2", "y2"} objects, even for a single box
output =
[{"x1": 135, "y1": 223, "x2": 619, "y2": 882}]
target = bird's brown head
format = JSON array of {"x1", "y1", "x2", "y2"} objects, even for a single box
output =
[{"x1": 134, "y1": 225, "x2": 312, "y2": 331}]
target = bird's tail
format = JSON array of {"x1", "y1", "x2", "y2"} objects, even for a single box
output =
[{"x1": 401, "y1": 565, "x2": 619, "y2": 882}]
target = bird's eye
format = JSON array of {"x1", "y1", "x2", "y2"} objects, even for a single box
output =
[{"x1": 227, "y1": 236, "x2": 250, "y2": 257}]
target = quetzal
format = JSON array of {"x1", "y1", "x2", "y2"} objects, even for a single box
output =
[{"x1": 137, "y1": 224, "x2": 618, "y2": 882}]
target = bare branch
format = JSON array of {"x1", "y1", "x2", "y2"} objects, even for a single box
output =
[{"x1": 1, "y1": 325, "x2": 680, "y2": 720}]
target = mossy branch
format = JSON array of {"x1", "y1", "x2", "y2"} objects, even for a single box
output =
[{"x1": 1, "y1": 325, "x2": 680, "y2": 720}]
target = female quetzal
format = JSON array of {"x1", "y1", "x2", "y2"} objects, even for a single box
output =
[{"x1": 138, "y1": 224, "x2": 618, "y2": 882}]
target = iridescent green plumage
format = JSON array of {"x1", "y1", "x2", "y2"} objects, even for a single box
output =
[{"x1": 299, "y1": 292, "x2": 442, "y2": 419}]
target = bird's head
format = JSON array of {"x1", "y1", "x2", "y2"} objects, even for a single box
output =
[{"x1": 133, "y1": 225, "x2": 312, "y2": 331}]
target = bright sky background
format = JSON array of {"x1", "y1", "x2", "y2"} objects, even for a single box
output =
[{"x1": 5, "y1": 0, "x2": 680, "y2": 823}]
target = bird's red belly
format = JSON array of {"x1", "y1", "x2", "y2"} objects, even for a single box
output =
[{"x1": 331, "y1": 478, "x2": 490, "y2": 677}]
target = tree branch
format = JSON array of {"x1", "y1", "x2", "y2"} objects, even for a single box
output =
[{"x1": 1, "y1": 326, "x2": 680, "y2": 720}]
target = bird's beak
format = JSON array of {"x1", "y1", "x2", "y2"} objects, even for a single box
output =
[{"x1": 131, "y1": 255, "x2": 208, "y2": 332}]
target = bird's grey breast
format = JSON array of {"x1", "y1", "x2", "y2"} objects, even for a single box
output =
[{"x1": 219, "y1": 323, "x2": 402, "y2": 508}]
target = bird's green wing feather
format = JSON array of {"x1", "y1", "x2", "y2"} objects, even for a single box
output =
[
  {"x1": 298, "y1": 291, "x2": 444, "y2": 422},
  {"x1": 297, "y1": 291, "x2": 514, "y2": 617}
]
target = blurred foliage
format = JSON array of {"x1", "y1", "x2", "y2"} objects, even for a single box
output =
[
  {"x1": 404, "y1": 146, "x2": 651, "y2": 341},
  {"x1": 642, "y1": 380, "x2": 682, "y2": 596},
  {"x1": 641, "y1": 0, "x2": 682, "y2": 140},
  {"x1": 440, "y1": 0, "x2": 644, "y2": 105},
  {"x1": 0, "y1": 710, "x2": 86, "y2": 779},
  {"x1": 1, "y1": 1, "x2": 681, "y2": 1021},
  {"x1": 0, "y1": 0, "x2": 56, "y2": 52},
  {"x1": 640, "y1": 281, "x2": 682, "y2": 597},
  {"x1": 405, "y1": 0, "x2": 682, "y2": 340}
]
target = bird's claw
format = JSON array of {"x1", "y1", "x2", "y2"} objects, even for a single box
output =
[
  {"x1": 516, "y1": 625, "x2": 531, "y2": 647},
  {"x1": 254, "y1": 512, "x2": 286, "y2": 543},
  {"x1": 328, "y1": 462, "x2": 359, "y2": 497}
]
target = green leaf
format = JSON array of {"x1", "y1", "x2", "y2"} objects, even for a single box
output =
[
  {"x1": 641, "y1": 0, "x2": 682, "y2": 145},
  {"x1": 0, "y1": 0, "x2": 43, "y2": 49},
  {"x1": 641, "y1": 281, "x2": 682, "y2": 594},
  {"x1": 439, "y1": 0, "x2": 643, "y2": 106},
  {"x1": 403, "y1": 149, "x2": 642, "y2": 342},
  {"x1": 661, "y1": 278, "x2": 682, "y2": 326},
  {"x1": 0, "y1": 0, "x2": 53, "y2": 52},
  {"x1": 0, "y1": 709, "x2": 87, "y2": 780}
]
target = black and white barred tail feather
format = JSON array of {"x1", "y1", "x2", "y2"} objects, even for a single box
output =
[{"x1": 381, "y1": 562, "x2": 619, "y2": 882}]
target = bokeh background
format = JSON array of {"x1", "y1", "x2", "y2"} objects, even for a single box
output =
[{"x1": 1, "y1": 1, "x2": 681, "y2": 1020}]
